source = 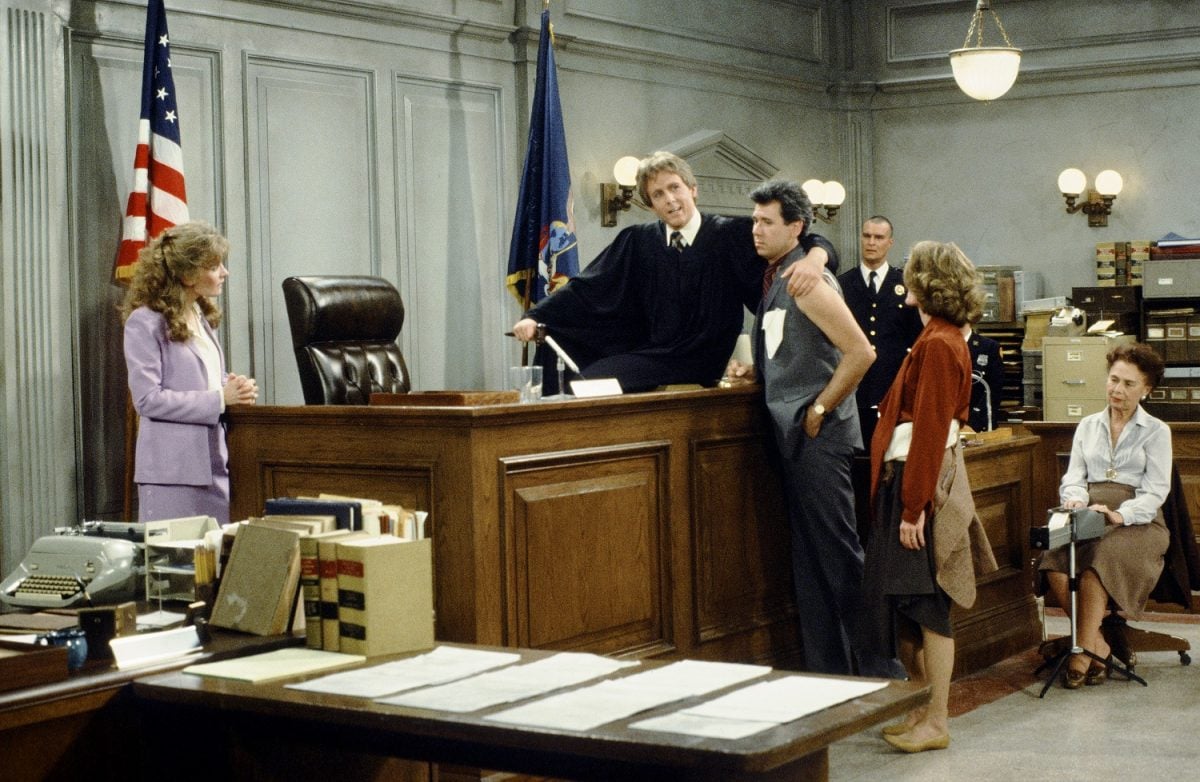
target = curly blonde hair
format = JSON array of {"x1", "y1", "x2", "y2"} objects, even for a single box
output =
[
  {"x1": 120, "y1": 221, "x2": 228, "y2": 342},
  {"x1": 903, "y1": 241, "x2": 984, "y2": 327}
]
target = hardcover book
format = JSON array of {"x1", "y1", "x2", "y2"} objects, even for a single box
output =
[
  {"x1": 318, "y1": 531, "x2": 371, "y2": 651},
  {"x1": 211, "y1": 523, "x2": 301, "y2": 636},
  {"x1": 336, "y1": 536, "x2": 433, "y2": 657},
  {"x1": 265, "y1": 497, "x2": 362, "y2": 531}
]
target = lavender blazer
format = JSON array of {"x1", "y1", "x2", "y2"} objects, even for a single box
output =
[{"x1": 124, "y1": 306, "x2": 226, "y2": 486}]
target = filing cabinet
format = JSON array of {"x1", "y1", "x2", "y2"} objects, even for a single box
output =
[{"x1": 1041, "y1": 335, "x2": 1135, "y2": 423}]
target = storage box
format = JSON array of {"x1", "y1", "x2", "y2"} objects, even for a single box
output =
[
  {"x1": 1022, "y1": 313, "x2": 1051, "y2": 350},
  {"x1": 977, "y1": 267, "x2": 1041, "y2": 323},
  {"x1": 1144, "y1": 259, "x2": 1200, "y2": 298}
]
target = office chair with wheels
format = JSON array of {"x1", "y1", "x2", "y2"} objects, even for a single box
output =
[{"x1": 282, "y1": 275, "x2": 411, "y2": 404}]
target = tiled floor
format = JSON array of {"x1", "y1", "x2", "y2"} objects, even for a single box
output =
[{"x1": 829, "y1": 609, "x2": 1200, "y2": 780}]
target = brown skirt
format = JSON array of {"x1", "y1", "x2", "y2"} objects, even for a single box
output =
[{"x1": 1037, "y1": 482, "x2": 1169, "y2": 617}]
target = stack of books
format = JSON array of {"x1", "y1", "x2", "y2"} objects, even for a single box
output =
[
  {"x1": 1095, "y1": 241, "x2": 1152, "y2": 287},
  {"x1": 1150, "y1": 237, "x2": 1200, "y2": 260}
]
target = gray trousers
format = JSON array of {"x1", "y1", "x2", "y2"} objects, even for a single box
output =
[{"x1": 776, "y1": 429, "x2": 893, "y2": 677}]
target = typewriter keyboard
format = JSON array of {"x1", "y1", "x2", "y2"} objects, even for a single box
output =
[{"x1": 13, "y1": 575, "x2": 82, "y2": 606}]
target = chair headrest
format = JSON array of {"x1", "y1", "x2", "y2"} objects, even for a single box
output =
[{"x1": 282, "y1": 276, "x2": 404, "y2": 348}]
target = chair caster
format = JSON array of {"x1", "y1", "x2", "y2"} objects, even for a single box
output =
[{"x1": 1181, "y1": 651, "x2": 1191, "y2": 666}]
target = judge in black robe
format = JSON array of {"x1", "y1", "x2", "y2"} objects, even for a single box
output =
[{"x1": 525, "y1": 214, "x2": 836, "y2": 393}]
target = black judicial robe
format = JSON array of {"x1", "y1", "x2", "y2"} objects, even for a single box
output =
[{"x1": 527, "y1": 214, "x2": 835, "y2": 393}]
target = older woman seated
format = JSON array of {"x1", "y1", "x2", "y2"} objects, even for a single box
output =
[{"x1": 1039, "y1": 342, "x2": 1171, "y2": 688}]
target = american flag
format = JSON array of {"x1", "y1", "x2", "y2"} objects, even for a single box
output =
[{"x1": 113, "y1": 0, "x2": 188, "y2": 282}]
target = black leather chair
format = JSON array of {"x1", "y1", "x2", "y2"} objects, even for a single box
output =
[{"x1": 282, "y1": 276, "x2": 411, "y2": 404}]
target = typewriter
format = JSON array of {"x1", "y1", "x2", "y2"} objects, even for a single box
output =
[{"x1": 0, "y1": 535, "x2": 140, "y2": 609}]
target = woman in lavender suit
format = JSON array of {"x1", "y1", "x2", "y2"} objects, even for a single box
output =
[{"x1": 121, "y1": 221, "x2": 258, "y2": 523}]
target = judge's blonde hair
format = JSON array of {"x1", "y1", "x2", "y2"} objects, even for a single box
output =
[{"x1": 636, "y1": 151, "x2": 697, "y2": 204}]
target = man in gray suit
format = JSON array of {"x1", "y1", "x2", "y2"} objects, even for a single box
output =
[{"x1": 750, "y1": 180, "x2": 891, "y2": 677}]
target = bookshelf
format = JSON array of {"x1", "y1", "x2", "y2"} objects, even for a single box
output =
[{"x1": 975, "y1": 321, "x2": 1024, "y2": 420}]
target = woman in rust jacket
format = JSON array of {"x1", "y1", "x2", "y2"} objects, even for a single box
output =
[{"x1": 863, "y1": 241, "x2": 997, "y2": 754}]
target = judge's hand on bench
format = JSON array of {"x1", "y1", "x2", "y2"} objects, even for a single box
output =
[
  {"x1": 511, "y1": 318, "x2": 540, "y2": 342},
  {"x1": 720, "y1": 359, "x2": 755, "y2": 388}
]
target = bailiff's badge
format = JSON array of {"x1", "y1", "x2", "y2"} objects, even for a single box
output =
[{"x1": 894, "y1": 284, "x2": 905, "y2": 296}]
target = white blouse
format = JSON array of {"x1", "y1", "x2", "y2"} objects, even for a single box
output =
[
  {"x1": 187, "y1": 305, "x2": 224, "y2": 405},
  {"x1": 1059, "y1": 405, "x2": 1172, "y2": 526}
]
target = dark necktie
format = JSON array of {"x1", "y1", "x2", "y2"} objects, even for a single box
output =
[
  {"x1": 670, "y1": 231, "x2": 684, "y2": 251},
  {"x1": 868, "y1": 270, "x2": 878, "y2": 295},
  {"x1": 763, "y1": 261, "x2": 781, "y2": 298}
]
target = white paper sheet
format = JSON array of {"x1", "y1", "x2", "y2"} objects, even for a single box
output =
[
  {"x1": 286, "y1": 645, "x2": 520, "y2": 698},
  {"x1": 762, "y1": 308, "x2": 786, "y2": 359},
  {"x1": 628, "y1": 712, "x2": 775, "y2": 740},
  {"x1": 486, "y1": 659, "x2": 770, "y2": 731},
  {"x1": 184, "y1": 648, "x2": 365, "y2": 683},
  {"x1": 681, "y1": 675, "x2": 888, "y2": 723},
  {"x1": 377, "y1": 651, "x2": 637, "y2": 712}
]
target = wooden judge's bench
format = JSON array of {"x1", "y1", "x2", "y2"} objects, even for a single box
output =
[{"x1": 227, "y1": 387, "x2": 1042, "y2": 674}]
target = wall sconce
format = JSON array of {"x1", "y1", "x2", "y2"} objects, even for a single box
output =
[
  {"x1": 801, "y1": 179, "x2": 846, "y2": 223},
  {"x1": 1057, "y1": 168, "x2": 1123, "y2": 227},
  {"x1": 949, "y1": 0, "x2": 1021, "y2": 101},
  {"x1": 600, "y1": 155, "x2": 641, "y2": 227}
]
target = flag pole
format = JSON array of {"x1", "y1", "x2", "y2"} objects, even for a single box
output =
[{"x1": 522, "y1": 0, "x2": 549, "y2": 366}]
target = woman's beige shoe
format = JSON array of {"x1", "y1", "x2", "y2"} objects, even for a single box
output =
[{"x1": 884, "y1": 732, "x2": 951, "y2": 753}]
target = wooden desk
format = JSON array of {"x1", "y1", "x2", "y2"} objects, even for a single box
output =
[
  {"x1": 0, "y1": 629, "x2": 301, "y2": 780},
  {"x1": 133, "y1": 644, "x2": 928, "y2": 782},
  {"x1": 227, "y1": 392, "x2": 1041, "y2": 674},
  {"x1": 229, "y1": 388, "x2": 801, "y2": 665}
]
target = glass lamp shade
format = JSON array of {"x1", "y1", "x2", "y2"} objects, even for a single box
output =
[
  {"x1": 612, "y1": 156, "x2": 641, "y2": 187},
  {"x1": 1095, "y1": 169, "x2": 1124, "y2": 197},
  {"x1": 949, "y1": 47, "x2": 1021, "y2": 101},
  {"x1": 823, "y1": 181, "x2": 846, "y2": 207},
  {"x1": 1057, "y1": 168, "x2": 1087, "y2": 196},
  {"x1": 800, "y1": 179, "x2": 826, "y2": 205}
]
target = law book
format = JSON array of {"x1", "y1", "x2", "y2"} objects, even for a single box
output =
[
  {"x1": 336, "y1": 536, "x2": 434, "y2": 657},
  {"x1": 319, "y1": 493, "x2": 385, "y2": 535},
  {"x1": 300, "y1": 530, "x2": 354, "y2": 649},
  {"x1": 265, "y1": 497, "x2": 361, "y2": 531},
  {"x1": 319, "y1": 531, "x2": 371, "y2": 651},
  {"x1": 210, "y1": 523, "x2": 302, "y2": 636},
  {"x1": 251, "y1": 515, "x2": 337, "y2": 535}
]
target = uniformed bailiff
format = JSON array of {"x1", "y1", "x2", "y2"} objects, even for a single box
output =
[
  {"x1": 966, "y1": 327, "x2": 1005, "y2": 431},
  {"x1": 838, "y1": 216, "x2": 924, "y2": 446},
  {"x1": 512, "y1": 151, "x2": 837, "y2": 393}
]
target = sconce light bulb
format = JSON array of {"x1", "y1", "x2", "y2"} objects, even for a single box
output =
[
  {"x1": 1057, "y1": 168, "x2": 1086, "y2": 196},
  {"x1": 823, "y1": 181, "x2": 846, "y2": 207},
  {"x1": 1095, "y1": 169, "x2": 1123, "y2": 197},
  {"x1": 612, "y1": 156, "x2": 641, "y2": 188},
  {"x1": 801, "y1": 179, "x2": 826, "y2": 205}
]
